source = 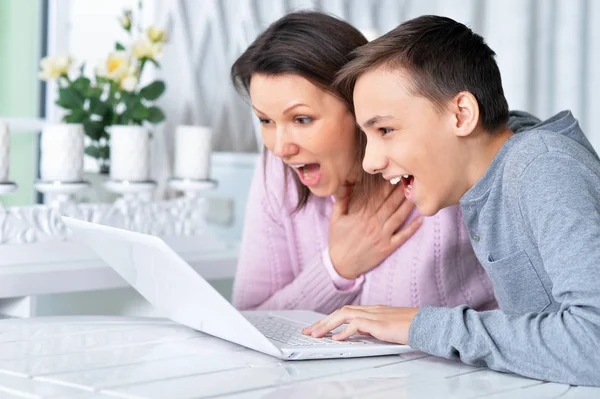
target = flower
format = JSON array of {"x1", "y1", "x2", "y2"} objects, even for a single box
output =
[
  {"x1": 38, "y1": 55, "x2": 73, "y2": 80},
  {"x1": 132, "y1": 37, "x2": 163, "y2": 60},
  {"x1": 96, "y1": 51, "x2": 132, "y2": 82},
  {"x1": 120, "y1": 9, "x2": 132, "y2": 32},
  {"x1": 147, "y1": 26, "x2": 167, "y2": 43},
  {"x1": 120, "y1": 69, "x2": 139, "y2": 92}
]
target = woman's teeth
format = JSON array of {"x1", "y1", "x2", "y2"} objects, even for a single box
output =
[{"x1": 290, "y1": 164, "x2": 305, "y2": 169}]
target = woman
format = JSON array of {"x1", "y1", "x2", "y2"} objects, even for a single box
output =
[{"x1": 230, "y1": 11, "x2": 508, "y2": 314}]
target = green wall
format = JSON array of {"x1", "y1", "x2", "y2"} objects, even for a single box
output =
[{"x1": 0, "y1": 0, "x2": 41, "y2": 206}]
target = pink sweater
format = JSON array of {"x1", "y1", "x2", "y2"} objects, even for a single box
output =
[{"x1": 233, "y1": 154, "x2": 496, "y2": 314}]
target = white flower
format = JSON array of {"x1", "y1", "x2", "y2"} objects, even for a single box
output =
[
  {"x1": 120, "y1": 69, "x2": 138, "y2": 92},
  {"x1": 38, "y1": 55, "x2": 73, "y2": 80},
  {"x1": 96, "y1": 51, "x2": 131, "y2": 82},
  {"x1": 147, "y1": 26, "x2": 167, "y2": 43},
  {"x1": 132, "y1": 37, "x2": 163, "y2": 60}
]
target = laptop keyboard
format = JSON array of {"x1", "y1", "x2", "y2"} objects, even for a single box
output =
[{"x1": 246, "y1": 315, "x2": 372, "y2": 346}]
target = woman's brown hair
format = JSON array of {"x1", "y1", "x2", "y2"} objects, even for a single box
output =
[{"x1": 231, "y1": 11, "x2": 383, "y2": 211}]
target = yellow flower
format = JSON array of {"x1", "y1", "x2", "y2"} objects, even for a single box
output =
[
  {"x1": 132, "y1": 37, "x2": 163, "y2": 60},
  {"x1": 96, "y1": 51, "x2": 131, "y2": 82},
  {"x1": 38, "y1": 55, "x2": 73, "y2": 80},
  {"x1": 147, "y1": 26, "x2": 167, "y2": 43}
]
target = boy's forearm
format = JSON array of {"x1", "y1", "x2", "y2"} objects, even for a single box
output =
[{"x1": 409, "y1": 305, "x2": 600, "y2": 386}]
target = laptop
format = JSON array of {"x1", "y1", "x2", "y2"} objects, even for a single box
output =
[{"x1": 62, "y1": 216, "x2": 411, "y2": 360}]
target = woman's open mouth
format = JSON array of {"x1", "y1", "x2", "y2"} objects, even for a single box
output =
[{"x1": 290, "y1": 163, "x2": 322, "y2": 187}]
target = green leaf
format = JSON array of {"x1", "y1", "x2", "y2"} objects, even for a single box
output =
[
  {"x1": 86, "y1": 86, "x2": 103, "y2": 99},
  {"x1": 57, "y1": 87, "x2": 84, "y2": 109},
  {"x1": 89, "y1": 97, "x2": 111, "y2": 117},
  {"x1": 139, "y1": 81, "x2": 165, "y2": 100},
  {"x1": 83, "y1": 121, "x2": 106, "y2": 141},
  {"x1": 117, "y1": 111, "x2": 132, "y2": 126},
  {"x1": 129, "y1": 101, "x2": 148, "y2": 122},
  {"x1": 63, "y1": 108, "x2": 88, "y2": 124},
  {"x1": 84, "y1": 146, "x2": 101, "y2": 159},
  {"x1": 115, "y1": 42, "x2": 126, "y2": 51},
  {"x1": 72, "y1": 76, "x2": 91, "y2": 93},
  {"x1": 99, "y1": 145, "x2": 110, "y2": 159},
  {"x1": 147, "y1": 106, "x2": 166, "y2": 123}
]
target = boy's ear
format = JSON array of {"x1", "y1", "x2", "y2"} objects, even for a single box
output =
[{"x1": 451, "y1": 92, "x2": 479, "y2": 137}]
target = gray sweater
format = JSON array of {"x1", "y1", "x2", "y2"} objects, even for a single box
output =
[{"x1": 408, "y1": 111, "x2": 600, "y2": 386}]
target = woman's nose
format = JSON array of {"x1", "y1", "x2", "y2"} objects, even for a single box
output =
[{"x1": 273, "y1": 130, "x2": 299, "y2": 158}]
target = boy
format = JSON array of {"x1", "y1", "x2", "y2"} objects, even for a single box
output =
[{"x1": 303, "y1": 15, "x2": 600, "y2": 386}]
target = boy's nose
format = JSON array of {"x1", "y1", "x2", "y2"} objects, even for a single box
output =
[{"x1": 362, "y1": 139, "x2": 388, "y2": 175}]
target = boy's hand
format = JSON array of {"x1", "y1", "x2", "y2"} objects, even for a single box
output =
[{"x1": 302, "y1": 305, "x2": 420, "y2": 344}]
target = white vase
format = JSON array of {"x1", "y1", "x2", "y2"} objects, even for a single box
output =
[
  {"x1": 40, "y1": 123, "x2": 84, "y2": 182},
  {"x1": 109, "y1": 125, "x2": 151, "y2": 182},
  {"x1": 174, "y1": 125, "x2": 212, "y2": 180},
  {"x1": 0, "y1": 121, "x2": 10, "y2": 182}
]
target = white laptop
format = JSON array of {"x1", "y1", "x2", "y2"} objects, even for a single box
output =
[{"x1": 62, "y1": 217, "x2": 411, "y2": 360}]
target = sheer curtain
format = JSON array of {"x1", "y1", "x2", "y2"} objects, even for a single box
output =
[{"x1": 134, "y1": 0, "x2": 600, "y2": 192}]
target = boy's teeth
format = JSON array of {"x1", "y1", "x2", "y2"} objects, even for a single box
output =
[
  {"x1": 403, "y1": 174, "x2": 410, "y2": 178},
  {"x1": 292, "y1": 164, "x2": 305, "y2": 169},
  {"x1": 390, "y1": 177, "x2": 401, "y2": 185}
]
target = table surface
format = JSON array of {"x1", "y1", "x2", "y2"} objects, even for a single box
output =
[{"x1": 0, "y1": 316, "x2": 594, "y2": 399}]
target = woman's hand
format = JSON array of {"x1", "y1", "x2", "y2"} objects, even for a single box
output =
[
  {"x1": 328, "y1": 184, "x2": 422, "y2": 280},
  {"x1": 302, "y1": 305, "x2": 420, "y2": 344}
]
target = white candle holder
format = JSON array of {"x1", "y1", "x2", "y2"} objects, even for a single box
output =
[
  {"x1": 103, "y1": 180, "x2": 157, "y2": 202},
  {"x1": 0, "y1": 182, "x2": 17, "y2": 196},
  {"x1": 40, "y1": 123, "x2": 84, "y2": 182},
  {"x1": 34, "y1": 180, "x2": 90, "y2": 207},
  {"x1": 167, "y1": 177, "x2": 217, "y2": 198}
]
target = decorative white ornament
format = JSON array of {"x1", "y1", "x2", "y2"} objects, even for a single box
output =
[{"x1": 0, "y1": 196, "x2": 208, "y2": 245}]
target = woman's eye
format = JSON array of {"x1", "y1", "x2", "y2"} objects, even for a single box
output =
[
  {"x1": 258, "y1": 118, "x2": 272, "y2": 125},
  {"x1": 379, "y1": 127, "x2": 393, "y2": 135},
  {"x1": 295, "y1": 116, "x2": 313, "y2": 124}
]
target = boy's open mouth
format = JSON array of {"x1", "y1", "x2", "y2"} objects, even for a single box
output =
[{"x1": 391, "y1": 174, "x2": 414, "y2": 199}]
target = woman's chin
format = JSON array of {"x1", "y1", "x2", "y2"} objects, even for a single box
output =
[{"x1": 306, "y1": 182, "x2": 336, "y2": 198}]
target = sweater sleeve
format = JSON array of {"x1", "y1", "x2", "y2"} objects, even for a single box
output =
[
  {"x1": 408, "y1": 152, "x2": 600, "y2": 386},
  {"x1": 232, "y1": 153, "x2": 362, "y2": 314}
]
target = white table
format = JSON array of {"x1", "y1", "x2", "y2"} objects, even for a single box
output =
[
  {"x1": 0, "y1": 238, "x2": 239, "y2": 318},
  {"x1": 0, "y1": 316, "x2": 594, "y2": 399}
]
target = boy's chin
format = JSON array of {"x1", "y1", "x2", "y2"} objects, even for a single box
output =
[{"x1": 414, "y1": 200, "x2": 441, "y2": 217}]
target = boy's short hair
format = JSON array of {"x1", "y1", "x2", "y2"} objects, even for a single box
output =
[{"x1": 335, "y1": 15, "x2": 510, "y2": 132}]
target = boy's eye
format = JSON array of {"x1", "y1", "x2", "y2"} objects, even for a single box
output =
[
  {"x1": 294, "y1": 116, "x2": 313, "y2": 124},
  {"x1": 379, "y1": 127, "x2": 393, "y2": 135}
]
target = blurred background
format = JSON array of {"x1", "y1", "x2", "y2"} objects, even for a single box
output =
[{"x1": 1, "y1": 0, "x2": 598, "y2": 208}]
